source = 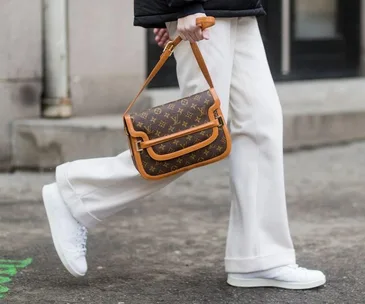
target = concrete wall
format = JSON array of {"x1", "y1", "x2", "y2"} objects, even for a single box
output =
[
  {"x1": 0, "y1": 0, "x2": 42, "y2": 169},
  {"x1": 0, "y1": 1, "x2": 146, "y2": 168},
  {"x1": 68, "y1": 0, "x2": 147, "y2": 116}
]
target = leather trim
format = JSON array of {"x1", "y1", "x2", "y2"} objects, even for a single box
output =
[
  {"x1": 196, "y1": 16, "x2": 215, "y2": 30},
  {"x1": 145, "y1": 126, "x2": 218, "y2": 161},
  {"x1": 140, "y1": 119, "x2": 219, "y2": 149},
  {"x1": 135, "y1": 130, "x2": 231, "y2": 180}
]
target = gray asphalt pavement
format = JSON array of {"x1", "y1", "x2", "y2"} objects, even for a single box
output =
[{"x1": 1, "y1": 142, "x2": 365, "y2": 303}]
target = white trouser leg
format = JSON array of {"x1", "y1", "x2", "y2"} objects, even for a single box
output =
[
  {"x1": 224, "y1": 17, "x2": 295, "y2": 273},
  {"x1": 56, "y1": 152, "x2": 182, "y2": 228},
  {"x1": 56, "y1": 17, "x2": 296, "y2": 273},
  {"x1": 168, "y1": 17, "x2": 296, "y2": 272}
]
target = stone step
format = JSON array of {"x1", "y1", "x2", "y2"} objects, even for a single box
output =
[
  {"x1": 12, "y1": 115, "x2": 127, "y2": 170},
  {"x1": 11, "y1": 78, "x2": 365, "y2": 169}
]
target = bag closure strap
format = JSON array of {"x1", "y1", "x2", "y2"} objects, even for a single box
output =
[
  {"x1": 139, "y1": 118, "x2": 221, "y2": 150},
  {"x1": 123, "y1": 17, "x2": 216, "y2": 117}
]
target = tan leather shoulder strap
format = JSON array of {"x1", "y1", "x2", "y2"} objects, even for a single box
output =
[
  {"x1": 123, "y1": 36, "x2": 182, "y2": 115},
  {"x1": 190, "y1": 42, "x2": 214, "y2": 88},
  {"x1": 123, "y1": 17, "x2": 215, "y2": 117}
]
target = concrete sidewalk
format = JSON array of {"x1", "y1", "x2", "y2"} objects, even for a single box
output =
[
  {"x1": 1, "y1": 142, "x2": 365, "y2": 303},
  {"x1": 11, "y1": 78, "x2": 365, "y2": 170}
]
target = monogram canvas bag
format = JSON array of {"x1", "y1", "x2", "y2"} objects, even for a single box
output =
[{"x1": 123, "y1": 17, "x2": 231, "y2": 180}]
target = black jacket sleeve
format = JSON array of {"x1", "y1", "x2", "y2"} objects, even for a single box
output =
[{"x1": 167, "y1": 0, "x2": 207, "y2": 18}]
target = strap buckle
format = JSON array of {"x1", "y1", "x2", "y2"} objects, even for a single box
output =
[
  {"x1": 136, "y1": 140, "x2": 143, "y2": 152},
  {"x1": 214, "y1": 112, "x2": 224, "y2": 127},
  {"x1": 163, "y1": 41, "x2": 175, "y2": 57}
]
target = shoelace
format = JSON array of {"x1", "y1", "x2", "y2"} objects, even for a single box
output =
[
  {"x1": 287, "y1": 264, "x2": 307, "y2": 272},
  {"x1": 269, "y1": 264, "x2": 307, "y2": 279},
  {"x1": 74, "y1": 226, "x2": 88, "y2": 257}
]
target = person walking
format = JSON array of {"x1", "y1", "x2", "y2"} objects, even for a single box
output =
[{"x1": 42, "y1": 0, "x2": 326, "y2": 289}]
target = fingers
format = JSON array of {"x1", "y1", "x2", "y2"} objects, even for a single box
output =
[
  {"x1": 162, "y1": 32, "x2": 169, "y2": 44},
  {"x1": 154, "y1": 28, "x2": 171, "y2": 48},
  {"x1": 159, "y1": 32, "x2": 170, "y2": 47},
  {"x1": 189, "y1": 28, "x2": 204, "y2": 42},
  {"x1": 177, "y1": 13, "x2": 209, "y2": 43},
  {"x1": 154, "y1": 14, "x2": 210, "y2": 49},
  {"x1": 177, "y1": 23, "x2": 199, "y2": 42},
  {"x1": 154, "y1": 28, "x2": 166, "y2": 42},
  {"x1": 182, "y1": 29, "x2": 207, "y2": 43},
  {"x1": 202, "y1": 29, "x2": 210, "y2": 40}
]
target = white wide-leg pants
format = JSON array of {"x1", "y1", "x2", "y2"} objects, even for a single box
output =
[{"x1": 55, "y1": 17, "x2": 296, "y2": 273}]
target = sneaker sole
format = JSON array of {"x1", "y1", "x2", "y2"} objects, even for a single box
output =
[
  {"x1": 43, "y1": 185, "x2": 85, "y2": 278},
  {"x1": 227, "y1": 276, "x2": 326, "y2": 290}
]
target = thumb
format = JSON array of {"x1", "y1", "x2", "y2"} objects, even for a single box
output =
[{"x1": 202, "y1": 29, "x2": 210, "y2": 40}]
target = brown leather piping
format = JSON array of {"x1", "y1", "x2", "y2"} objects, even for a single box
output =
[
  {"x1": 135, "y1": 124, "x2": 231, "y2": 180},
  {"x1": 140, "y1": 120, "x2": 220, "y2": 149},
  {"x1": 145, "y1": 127, "x2": 218, "y2": 161}
]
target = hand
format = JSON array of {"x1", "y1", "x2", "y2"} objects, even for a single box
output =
[
  {"x1": 153, "y1": 28, "x2": 171, "y2": 48},
  {"x1": 177, "y1": 13, "x2": 210, "y2": 42}
]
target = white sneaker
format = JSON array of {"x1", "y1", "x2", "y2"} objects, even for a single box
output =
[
  {"x1": 227, "y1": 264, "x2": 326, "y2": 290},
  {"x1": 43, "y1": 183, "x2": 88, "y2": 277}
]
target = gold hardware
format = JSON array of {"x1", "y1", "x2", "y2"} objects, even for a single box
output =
[
  {"x1": 136, "y1": 140, "x2": 143, "y2": 152},
  {"x1": 213, "y1": 111, "x2": 224, "y2": 127},
  {"x1": 163, "y1": 41, "x2": 175, "y2": 57},
  {"x1": 216, "y1": 116, "x2": 224, "y2": 127}
]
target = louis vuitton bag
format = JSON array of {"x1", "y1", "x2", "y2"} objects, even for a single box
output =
[{"x1": 123, "y1": 17, "x2": 231, "y2": 180}]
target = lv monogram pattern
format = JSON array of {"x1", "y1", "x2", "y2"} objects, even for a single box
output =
[{"x1": 129, "y1": 90, "x2": 228, "y2": 176}]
